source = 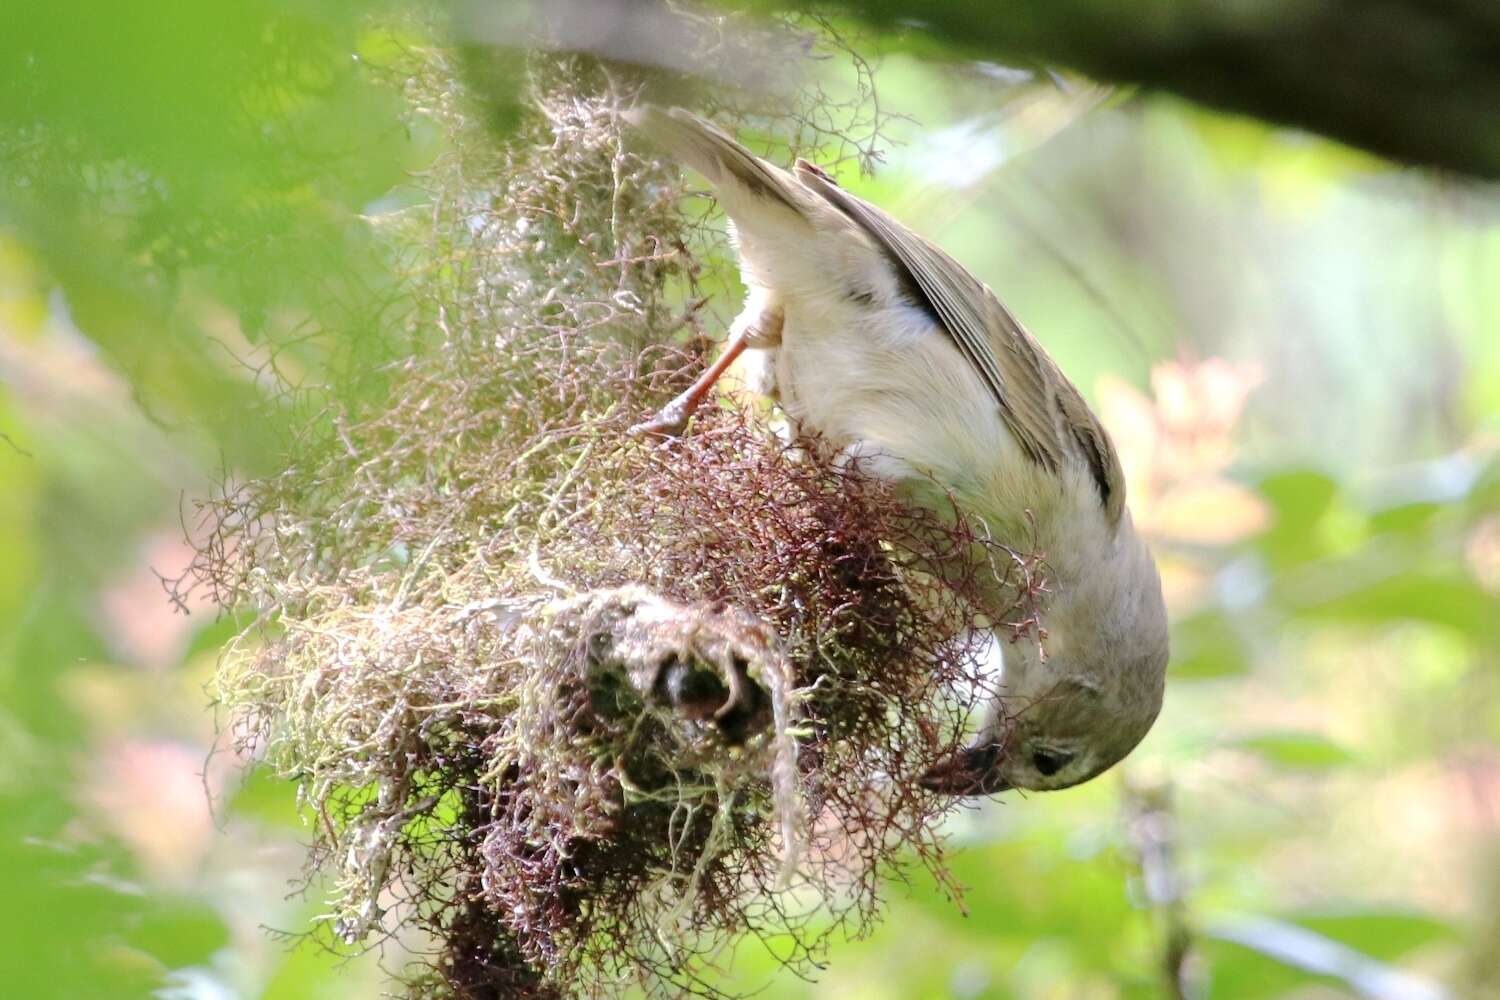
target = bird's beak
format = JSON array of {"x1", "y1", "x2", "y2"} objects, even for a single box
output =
[{"x1": 918, "y1": 741, "x2": 1010, "y2": 796}]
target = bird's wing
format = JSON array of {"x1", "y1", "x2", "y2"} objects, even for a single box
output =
[
  {"x1": 1056, "y1": 381, "x2": 1126, "y2": 526},
  {"x1": 625, "y1": 106, "x2": 812, "y2": 218},
  {"x1": 794, "y1": 164, "x2": 1124, "y2": 523}
]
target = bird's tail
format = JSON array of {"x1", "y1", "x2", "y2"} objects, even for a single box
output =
[{"x1": 624, "y1": 105, "x2": 810, "y2": 220}]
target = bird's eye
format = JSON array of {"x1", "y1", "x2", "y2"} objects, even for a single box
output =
[{"x1": 1031, "y1": 748, "x2": 1073, "y2": 777}]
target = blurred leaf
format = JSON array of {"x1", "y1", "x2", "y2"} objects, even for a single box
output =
[
  {"x1": 356, "y1": 23, "x2": 427, "y2": 71},
  {"x1": 0, "y1": 792, "x2": 161, "y2": 1000},
  {"x1": 1367, "y1": 501, "x2": 1444, "y2": 539},
  {"x1": 1181, "y1": 104, "x2": 1382, "y2": 198},
  {"x1": 227, "y1": 765, "x2": 305, "y2": 829},
  {"x1": 1255, "y1": 469, "x2": 1343, "y2": 569},
  {"x1": 1201, "y1": 936, "x2": 1330, "y2": 1000},
  {"x1": 182, "y1": 614, "x2": 246, "y2": 665},
  {"x1": 1292, "y1": 909, "x2": 1458, "y2": 962},
  {"x1": 261, "y1": 933, "x2": 366, "y2": 1000},
  {"x1": 910, "y1": 837, "x2": 1138, "y2": 967},
  {"x1": 1295, "y1": 569, "x2": 1499, "y2": 640},
  {"x1": 1169, "y1": 610, "x2": 1249, "y2": 679},
  {"x1": 455, "y1": 38, "x2": 530, "y2": 138},
  {"x1": 1206, "y1": 916, "x2": 1447, "y2": 1000},
  {"x1": 123, "y1": 899, "x2": 230, "y2": 971},
  {"x1": 1237, "y1": 731, "x2": 1356, "y2": 771},
  {"x1": 0, "y1": 1, "x2": 432, "y2": 469},
  {"x1": 5, "y1": 585, "x2": 108, "y2": 744},
  {"x1": 0, "y1": 405, "x2": 40, "y2": 622},
  {"x1": 1468, "y1": 454, "x2": 1500, "y2": 518}
]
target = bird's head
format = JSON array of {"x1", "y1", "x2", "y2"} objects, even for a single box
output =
[{"x1": 921, "y1": 614, "x2": 1168, "y2": 795}]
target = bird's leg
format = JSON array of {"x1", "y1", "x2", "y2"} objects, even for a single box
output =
[{"x1": 630, "y1": 297, "x2": 784, "y2": 436}]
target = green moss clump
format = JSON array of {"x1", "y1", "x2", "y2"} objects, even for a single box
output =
[{"x1": 191, "y1": 39, "x2": 1014, "y2": 1000}]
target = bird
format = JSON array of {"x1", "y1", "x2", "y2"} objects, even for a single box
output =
[{"x1": 624, "y1": 105, "x2": 1169, "y2": 795}]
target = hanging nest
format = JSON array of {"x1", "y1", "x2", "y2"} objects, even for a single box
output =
[{"x1": 187, "y1": 25, "x2": 1043, "y2": 1000}]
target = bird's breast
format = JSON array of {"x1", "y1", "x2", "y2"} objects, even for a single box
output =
[{"x1": 773, "y1": 296, "x2": 1025, "y2": 490}]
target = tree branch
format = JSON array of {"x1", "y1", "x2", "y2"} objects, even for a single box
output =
[{"x1": 817, "y1": 0, "x2": 1500, "y2": 178}]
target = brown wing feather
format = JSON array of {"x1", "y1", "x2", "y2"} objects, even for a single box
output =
[
  {"x1": 626, "y1": 106, "x2": 809, "y2": 217},
  {"x1": 1056, "y1": 384, "x2": 1126, "y2": 525},
  {"x1": 793, "y1": 163, "x2": 1124, "y2": 523}
]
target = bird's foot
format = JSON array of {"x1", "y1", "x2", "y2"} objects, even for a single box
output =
[
  {"x1": 630, "y1": 302, "x2": 782, "y2": 437},
  {"x1": 628, "y1": 392, "x2": 697, "y2": 437}
]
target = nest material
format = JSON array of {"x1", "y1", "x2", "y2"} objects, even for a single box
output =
[{"x1": 192, "y1": 38, "x2": 1031, "y2": 1000}]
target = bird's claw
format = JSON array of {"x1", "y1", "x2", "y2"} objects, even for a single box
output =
[{"x1": 627, "y1": 395, "x2": 694, "y2": 437}]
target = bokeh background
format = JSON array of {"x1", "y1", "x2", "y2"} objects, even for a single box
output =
[{"x1": 2, "y1": 3, "x2": 1498, "y2": 998}]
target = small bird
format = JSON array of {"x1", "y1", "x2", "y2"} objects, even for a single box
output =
[{"x1": 626, "y1": 106, "x2": 1168, "y2": 795}]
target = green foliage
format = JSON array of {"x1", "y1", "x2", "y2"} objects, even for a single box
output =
[
  {"x1": 0, "y1": 781, "x2": 213, "y2": 999},
  {"x1": 1169, "y1": 611, "x2": 1251, "y2": 680},
  {"x1": 1, "y1": 2, "x2": 1498, "y2": 999},
  {"x1": 1235, "y1": 732, "x2": 1356, "y2": 771},
  {"x1": 1256, "y1": 469, "x2": 1344, "y2": 569},
  {"x1": 0, "y1": 1, "x2": 432, "y2": 468}
]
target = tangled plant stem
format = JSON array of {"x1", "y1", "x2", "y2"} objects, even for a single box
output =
[{"x1": 189, "y1": 28, "x2": 1035, "y2": 1000}]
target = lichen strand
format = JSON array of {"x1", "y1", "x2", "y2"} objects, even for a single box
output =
[{"x1": 193, "y1": 45, "x2": 1022, "y2": 1000}]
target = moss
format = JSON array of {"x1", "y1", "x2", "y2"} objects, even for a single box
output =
[{"x1": 187, "y1": 35, "x2": 1025, "y2": 1000}]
